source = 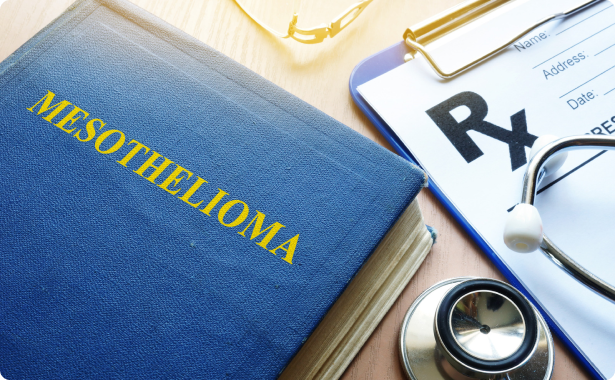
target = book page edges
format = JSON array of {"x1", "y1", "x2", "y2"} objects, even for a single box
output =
[{"x1": 280, "y1": 198, "x2": 433, "y2": 379}]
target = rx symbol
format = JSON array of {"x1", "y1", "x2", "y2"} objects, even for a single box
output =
[{"x1": 426, "y1": 91, "x2": 538, "y2": 171}]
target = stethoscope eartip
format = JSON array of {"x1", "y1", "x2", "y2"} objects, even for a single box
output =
[{"x1": 504, "y1": 204, "x2": 543, "y2": 253}]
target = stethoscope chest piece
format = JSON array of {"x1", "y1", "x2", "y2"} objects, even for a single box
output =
[{"x1": 400, "y1": 277, "x2": 554, "y2": 380}]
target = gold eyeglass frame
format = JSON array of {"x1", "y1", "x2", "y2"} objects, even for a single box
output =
[{"x1": 233, "y1": 0, "x2": 373, "y2": 44}]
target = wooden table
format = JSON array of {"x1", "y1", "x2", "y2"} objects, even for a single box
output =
[{"x1": 0, "y1": 0, "x2": 593, "y2": 378}]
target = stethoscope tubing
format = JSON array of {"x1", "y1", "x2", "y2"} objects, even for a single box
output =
[{"x1": 520, "y1": 135, "x2": 615, "y2": 303}]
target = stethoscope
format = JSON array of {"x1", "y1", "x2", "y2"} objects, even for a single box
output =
[
  {"x1": 503, "y1": 134, "x2": 615, "y2": 302},
  {"x1": 401, "y1": 135, "x2": 615, "y2": 380},
  {"x1": 400, "y1": 277, "x2": 553, "y2": 380}
]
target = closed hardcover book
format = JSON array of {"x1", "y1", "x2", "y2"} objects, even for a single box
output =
[{"x1": 0, "y1": 1, "x2": 433, "y2": 379}]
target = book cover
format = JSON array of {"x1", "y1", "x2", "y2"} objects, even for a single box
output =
[{"x1": 0, "y1": 0, "x2": 427, "y2": 378}]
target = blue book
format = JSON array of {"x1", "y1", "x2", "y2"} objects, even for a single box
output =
[{"x1": 0, "y1": 1, "x2": 433, "y2": 379}]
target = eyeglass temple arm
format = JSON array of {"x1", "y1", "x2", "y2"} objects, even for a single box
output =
[{"x1": 233, "y1": 0, "x2": 372, "y2": 44}]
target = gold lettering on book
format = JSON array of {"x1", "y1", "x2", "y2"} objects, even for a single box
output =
[
  {"x1": 54, "y1": 106, "x2": 89, "y2": 133},
  {"x1": 74, "y1": 119, "x2": 104, "y2": 142},
  {"x1": 200, "y1": 188, "x2": 229, "y2": 216},
  {"x1": 26, "y1": 90, "x2": 299, "y2": 264},
  {"x1": 117, "y1": 140, "x2": 150, "y2": 167},
  {"x1": 218, "y1": 200, "x2": 250, "y2": 227},
  {"x1": 159, "y1": 165, "x2": 193, "y2": 195},
  {"x1": 270, "y1": 234, "x2": 300, "y2": 264},
  {"x1": 134, "y1": 151, "x2": 174, "y2": 182},
  {"x1": 27, "y1": 90, "x2": 72, "y2": 124},
  {"x1": 95, "y1": 130, "x2": 126, "y2": 154},
  {"x1": 178, "y1": 177, "x2": 207, "y2": 208},
  {"x1": 238, "y1": 211, "x2": 285, "y2": 249}
]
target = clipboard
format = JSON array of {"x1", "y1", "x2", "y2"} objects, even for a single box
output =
[{"x1": 349, "y1": 0, "x2": 605, "y2": 378}]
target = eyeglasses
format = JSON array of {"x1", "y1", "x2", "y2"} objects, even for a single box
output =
[{"x1": 233, "y1": 0, "x2": 373, "y2": 44}]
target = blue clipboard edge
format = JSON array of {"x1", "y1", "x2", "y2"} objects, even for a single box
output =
[{"x1": 349, "y1": 41, "x2": 603, "y2": 380}]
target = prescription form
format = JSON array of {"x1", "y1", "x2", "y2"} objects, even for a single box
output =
[{"x1": 359, "y1": 0, "x2": 615, "y2": 377}]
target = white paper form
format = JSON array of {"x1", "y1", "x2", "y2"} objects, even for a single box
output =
[{"x1": 359, "y1": 0, "x2": 615, "y2": 377}]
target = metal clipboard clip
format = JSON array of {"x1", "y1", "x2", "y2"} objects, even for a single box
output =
[{"x1": 403, "y1": 0, "x2": 602, "y2": 79}]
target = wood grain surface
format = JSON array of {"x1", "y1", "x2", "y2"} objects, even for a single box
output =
[{"x1": 0, "y1": 0, "x2": 593, "y2": 379}]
